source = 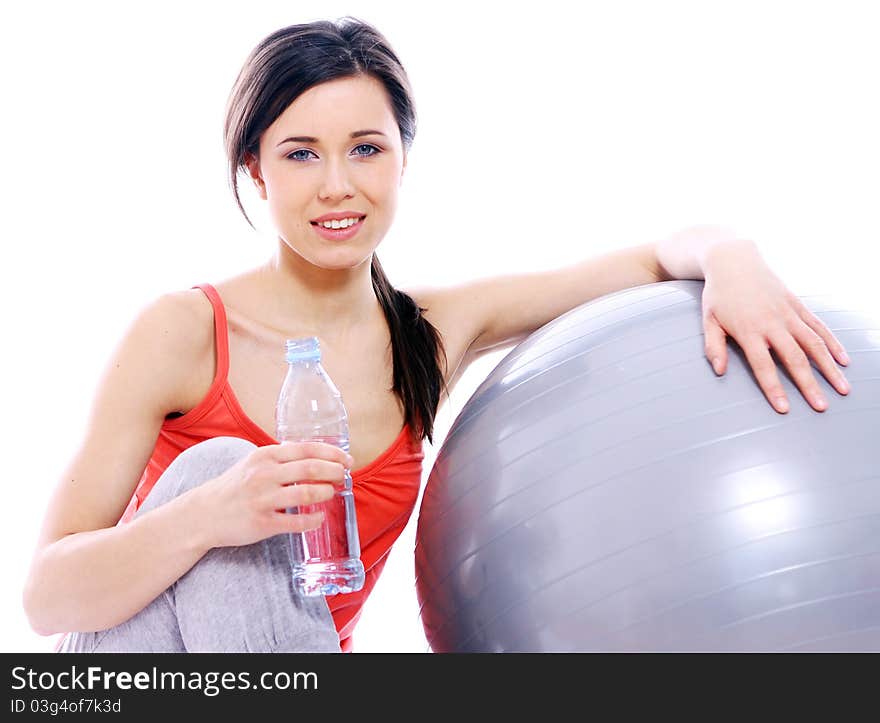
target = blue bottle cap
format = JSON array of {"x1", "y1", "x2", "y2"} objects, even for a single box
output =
[{"x1": 285, "y1": 336, "x2": 321, "y2": 363}]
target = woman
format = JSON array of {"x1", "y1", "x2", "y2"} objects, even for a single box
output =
[{"x1": 23, "y1": 17, "x2": 851, "y2": 653}]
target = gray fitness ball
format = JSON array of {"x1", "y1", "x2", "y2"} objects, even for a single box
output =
[{"x1": 414, "y1": 280, "x2": 880, "y2": 652}]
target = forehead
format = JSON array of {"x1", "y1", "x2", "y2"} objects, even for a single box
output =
[{"x1": 264, "y1": 75, "x2": 398, "y2": 144}]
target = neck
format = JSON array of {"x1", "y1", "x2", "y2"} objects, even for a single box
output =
[{"x1": 258, "y1": 241, "x2": 384, "y2": 339}]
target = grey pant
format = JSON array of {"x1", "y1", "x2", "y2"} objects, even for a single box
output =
[{"x1": 58, "y1": 436, "x2": 341, "y2": 653}]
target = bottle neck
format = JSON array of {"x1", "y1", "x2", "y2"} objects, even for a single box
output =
[{"x1": 287, "y1": 358, "x2": 323, "y2": 373}]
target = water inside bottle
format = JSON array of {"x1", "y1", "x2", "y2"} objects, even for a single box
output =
[{"x1": 286, "y1": 434, "x2": 365, "y2": 596}]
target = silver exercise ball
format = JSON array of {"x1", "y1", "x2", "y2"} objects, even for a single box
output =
[{"x1": 414, "y1": 280, "x2": 880, "y2": 652}]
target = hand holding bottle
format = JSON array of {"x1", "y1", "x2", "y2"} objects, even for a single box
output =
[
  {"x1": 277, "y1": 336, "x2": 365, "y2": 595},
  {"x1": 193, "y1": 441, "x2": 353, "y2": 549}
]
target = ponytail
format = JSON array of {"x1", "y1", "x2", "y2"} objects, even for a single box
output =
[{"x1": 371, "y1": 254, "x2": 448, "y2": 444}]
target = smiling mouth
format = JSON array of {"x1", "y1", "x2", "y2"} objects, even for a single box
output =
[{"x1": 310, "y1": 215, "x2": 367, "y2": 230}]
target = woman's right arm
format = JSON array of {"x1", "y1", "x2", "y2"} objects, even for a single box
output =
[{"x1": 22, "y1": 291, "x2": 348, "y2": 636}]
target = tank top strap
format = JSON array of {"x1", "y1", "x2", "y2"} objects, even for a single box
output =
[{"x1": 192, "y1": 283, "x2": 230, "y2": 383}]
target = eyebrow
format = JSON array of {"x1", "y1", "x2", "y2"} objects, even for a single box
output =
[{"x1": 276, "y1": 129, "x2": 387, "y2": 147}]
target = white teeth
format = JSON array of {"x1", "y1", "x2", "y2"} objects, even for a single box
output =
[{"x1": 319, "y1": 217, "x2": 360, "y2": 229}]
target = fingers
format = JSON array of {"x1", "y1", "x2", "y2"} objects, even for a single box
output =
[
  {"x1": 267, "y1": 482, "x2": 335, "y2": 535},
  {"x1": 275, "y1": 481, "x2": 335, "y2": 509},
  {"x1": 703, "y1": 311, "x2": 729, "y2": 375},
  {"x1": 269, "y1": 439, "x2": 353, "y2": 468},
  {"x1": 269, "y1": 509, "x2": 326, "y2": 535},
  {"x1": 788, "y1": 321, "x2": 851, "y2": 397},
  {"x1": 270, "y1": 483, "x2": 334, "y2": 534},
  {"x1": 792, "y1": 297, "x2": 851, "y2": 367},
  {"x1": 765, "y1": 330, "x2": 831, "y2": 413},
  {"x1": 740, "y1": 335, "x2": 791, "y2": 413},
  {"x1": 751, "y1": 324, "x2": 850, "y2": 413},
  {"x1": 275, "y1": 458, "x2": 348, "y2": 488}
]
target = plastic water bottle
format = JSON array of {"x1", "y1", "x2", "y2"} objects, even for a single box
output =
[{"x1": 275, "y1": 336, "x2": 365, "y2": 596}]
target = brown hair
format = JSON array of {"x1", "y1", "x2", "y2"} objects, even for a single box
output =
[{"x1": 223, "y1": 17, "x2": 448, "y2": 443}]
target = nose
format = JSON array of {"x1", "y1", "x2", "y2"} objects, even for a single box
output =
[{"x1": 317, "y1": 157, "x2": 355, "y2": 203}]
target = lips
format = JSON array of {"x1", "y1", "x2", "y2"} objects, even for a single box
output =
[
  {"x1": 310, "y1": 216, "x2": 365, "y2": 231},
  {"x1": 310, "y1": 215, "x2": 366, "y2": 241},
  {"x1": 310, "y1": 211, "x2": 367, "y2": 224}
]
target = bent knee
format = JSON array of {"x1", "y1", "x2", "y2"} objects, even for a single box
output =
[
  {"x1": 134, "y1": 437, "x2": 260, "y2": 517},
  {"x1": 166, "y1": 437, "x2": 258, "y2": 490},
  {"x1": 178, "y1": 436, "x2": 257, "y2": 468}
]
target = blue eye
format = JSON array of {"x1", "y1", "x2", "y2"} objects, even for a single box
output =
[
  {"x1": 287, "y1": 149, "x2": 317, "y2": 161},
  {"x1": 285, "y1": 145, "x2": 380, "y2": 161},
  {"x1": 352, "y1": 144, "x2": 380, "y2": 157}
]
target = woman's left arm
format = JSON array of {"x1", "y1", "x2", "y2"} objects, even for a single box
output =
[{"x1": 446, "y1": 224, "x2": 850, "y2": 413}]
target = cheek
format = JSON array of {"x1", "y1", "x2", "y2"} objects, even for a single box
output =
[
  {"x1": 270, "y1": 171, "x2": 307, "y2": 199},
  {"x1": 267, "y1": 175, "x2": 312, "y2": 218},
  {"x1": 362, "y1": 165, "x2": 401, "y2": 208}
]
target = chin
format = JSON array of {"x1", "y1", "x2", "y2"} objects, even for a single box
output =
[{"x1": 312, "y1": 251, "x2": 374, "y2": 271}]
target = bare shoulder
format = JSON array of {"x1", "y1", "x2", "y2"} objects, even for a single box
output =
[
  {"x1": 121, "y1": 287, "x2": 216, "y2": 412},
  {"x1": 146, "y1": 287, "x2": 214, "y2": 335},
  {"x1": 138, "y1": 288, "x2": 214, "y2": 353},
  {"x1": 151, "y1": 289, "x2": 215, "y2": 396}
]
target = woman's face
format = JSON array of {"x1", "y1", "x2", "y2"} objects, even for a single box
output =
[{"x1": 247, "y1": 74, "x2": 406, "y2": 271}]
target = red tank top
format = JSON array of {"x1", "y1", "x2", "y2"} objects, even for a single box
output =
[{"x1": 118, "y1": 283, "x2": 425, "y2": 652}]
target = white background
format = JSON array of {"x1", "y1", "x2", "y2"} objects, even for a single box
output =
[{"x1": 2, "y1": 0, "x2": 877, "y2": 653}]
